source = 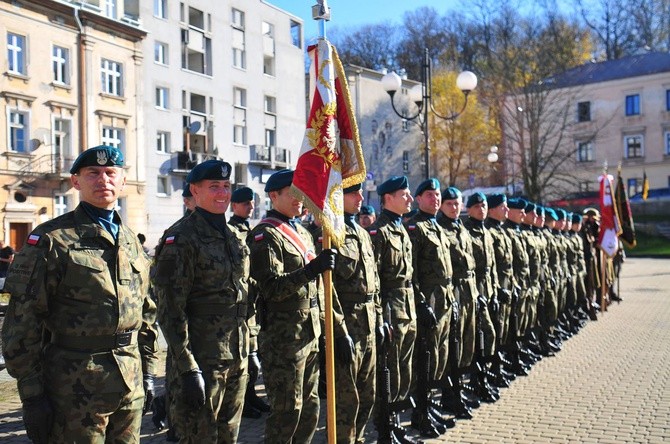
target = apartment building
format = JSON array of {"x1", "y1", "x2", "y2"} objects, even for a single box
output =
[
  {"x1": 141, "y1": 0, "x2": 306, "y2": 248},
  {"x1": 504, "y1": 52, "x2": 670, "y2": 202},
  {"x1": 0, "y1": 0, "x2": 146, "y2": 250},
  {"x1": 342, "y1": 65, "x2": 422, "y2": 211}
]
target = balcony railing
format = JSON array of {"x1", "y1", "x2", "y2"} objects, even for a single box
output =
[{"x1": 249, "y1": 145, "x2": 290, "y2": 168}]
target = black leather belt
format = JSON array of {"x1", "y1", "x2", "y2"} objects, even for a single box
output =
[
  {"x1": 51, "y1": 330, "x2": 138, "y2": 352},
  {"x1": 338, "y1": 293, "x2": 375, "y2": 304},
  {"x1": 187, "y1": 303, "x2": 247, "y2": 318},
  {"x1": 265, "y1": 297, "x2": 318, "y2": 311}
]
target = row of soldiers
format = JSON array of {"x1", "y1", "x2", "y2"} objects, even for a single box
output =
[
  {"x1": 0, "y1": 143, "x2": 609, "y2": 443},
  {"x1": 152, "y1": 160, "x2": 608, "y2": 443}
]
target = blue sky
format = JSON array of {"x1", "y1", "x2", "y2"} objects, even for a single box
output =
[{"x1": 269, "y1": 0, "x2": 460, "y2": 43}]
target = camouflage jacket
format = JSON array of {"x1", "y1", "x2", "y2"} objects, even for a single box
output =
[
  {"x1": 248, "y1": 210, "x2": 323, "y2": 353},
  {"x1": 484, "y1": 218, "x2": 515, "y2": 292},
  {"x1": 153, "y1": 209, "x2": 250, "y2": 375},
  {"x1": 1, "y1": 204, "x2": 158, "y2": 401},
  {"x1": 521, "y1": 225, "x2": 543, "y2": 284},
  {"x1": 406, "y1": 211, "x2": 457, "y2": 312},
  {"x1": 309, "y1": 218, "x2": 381, "y2": 336},
  {"x1": 436, "y1": 212, "x2": 477, "y2": 279},
  {"x1": 503, "y1": 220, "x2": 531, "y2": 290},
  {"x1": 368, "y1": 210, "x2": 416, "y2": 322},
  {"x1": 464, "y1": 217, "x2": 498, "y2": 300}
]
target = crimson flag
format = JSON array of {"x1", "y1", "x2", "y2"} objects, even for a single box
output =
[{"x1": 598, "y1": 173, "x2": 622, "y2": 257}]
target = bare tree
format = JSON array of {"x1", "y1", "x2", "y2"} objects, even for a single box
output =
[
  {"x1": 330, "y1": 23, "x2": 399, "y2": 71},
  {"x1": 576, "y1": 0, "x2": 639, "y2": 59}
]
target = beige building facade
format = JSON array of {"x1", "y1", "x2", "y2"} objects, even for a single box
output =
[{"x1": 0, "y1": 0, "x2": 146, "y2": 250}]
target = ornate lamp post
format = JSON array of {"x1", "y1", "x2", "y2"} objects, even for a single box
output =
[{"x1": 381, "y1": 48, "x2": 477, "y2": 179}]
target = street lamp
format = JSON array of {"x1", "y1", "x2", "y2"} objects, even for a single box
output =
[{"x1": 381, "y1": 48, "x2": 477, "y2": 179}]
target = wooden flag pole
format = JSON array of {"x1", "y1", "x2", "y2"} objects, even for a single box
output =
[
  {"x1": 312, "y1": 3, "x2": 336, "y2": 441},
  {"x1": 322, "y1": 235, "x2": 337, "y2": 443},
  {"x1": 600, "y1": 248, "x2": 608, "y2": 312}
]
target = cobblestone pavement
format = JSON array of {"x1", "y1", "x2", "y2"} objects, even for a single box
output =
[{"x1": 1, "y1": 257, "x2": 669, "y2": 443}]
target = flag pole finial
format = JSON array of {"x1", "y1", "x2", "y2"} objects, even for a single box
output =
[{"x1": 312, "y1": 0, "x2": 330, "y2": 39}]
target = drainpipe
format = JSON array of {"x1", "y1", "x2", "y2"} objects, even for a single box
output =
[{"x1": 74, "y1": 6, "x2": 87, "y2": 152}]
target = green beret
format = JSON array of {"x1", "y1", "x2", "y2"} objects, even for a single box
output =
[
  {"x1": 535, "y1": 206, "x2": 545, "y2": 217},
  {"x1": 545, "y1": 207, "x2": 558, "y2": 221},
  {"x1": 571, "y1": 213, "x2": 583, "y2": 224},
  {"x1": 360, "y1": 205, "x2": 375, "y2": 216},
  {"x1": 524, "y1": 201, "x2": 536, "y2": 213},
  {"x1": 265, "y1": 169, "x2": 293, "y2": 192},
  {"x1": 507, "y1": 197, "x2": 527, "y2": 210},
  {"x1": 554, "y1": 208, "x2": 567, "y2": 221},
  {"x1": 466, "y1": 192, "x2": 486, "y2": 208},
  {"x1": 486, "y1": 193, "x2": 506, "y2": 208},
  {"x1": 70, "y1": 145, "x2": 124, "y2": 174},
  {"x1": 441, "y1": 186, "x2": 462, "y2": 201},
  {"x1": 186, "y1": 159, "x2": 232, "y2": 183},
  {"x1": 414, "y1": 178, "x2": 440, "y2": 197},
  {"x1": 231, "y1": 186, "x2": 254, "y2": 203},
  {"x1": 182, "y1": 182, "x2": 192, "y2": 198},
  {"x1": 343, "y1": 182, "x2": 363, "y2": 194},
  {"x1": 377, "y1": 176, "x2": 408, "y2": 195}
]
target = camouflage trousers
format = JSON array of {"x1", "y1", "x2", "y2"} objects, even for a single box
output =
[
  {"x1": 524, "y1": 285, "x2": 541, "y2": 333},
  {"x1": 495, "y1": 300, "x2": 512, "y2": 347},
  {"x1": 540, "y1": 286, "x2": 559, "y2": 328},
  {"x1": 260, "y1": 340, "x2": 320, "y2": 444},
  {"x1": 429, "y1": 301, "x2": 452, "y2": 381},
  {"x1": 456, "y1": 277, "x2": 477, "y2": 369},
  {"x1": 388, "y1": 318, "x2": 417, "y2": 402},
  {"x1": 335, "y1": 331, "x2": 376, "y2": 444},
  {"x1": 170, "y1": 358, "x2": 248, "y2": 443},
  {"x1": 515, "y1": 286, "x2": 532, "y2": 337},
  {"x1": 48, "y1": 383, "x2": 144, "y2": 443}
]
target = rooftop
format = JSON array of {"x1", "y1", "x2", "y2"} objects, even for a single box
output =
[{"x1": 546, "y1": 51, "x2": 670, "y2": 88}]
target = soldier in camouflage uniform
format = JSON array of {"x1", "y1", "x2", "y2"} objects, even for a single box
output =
[
  {"x1": 503, "y1": 198, "x2": 533, "y2": 374},
  {"x1": 229, "y1": 187, "x2": 271, "y2": 419},
  {"x1": 519, "y1": 202, "x2": 543, "y2": 361},
  {"x1": 484, "y1": 194, "x2": 515, "y2": 387},
  {"x1": 463, "y1": 192, "x2": 500, "y2": 403},
  {"x1": 309, "y1": 182, "x2": 381, "y2": 443},
  {"x1": 2, "y1": 145, "x2": 158, "y2": 443},
  {"x1": 153, "y1": 160, "x2": 250, "y2": 443},
  {"x1": 436, "y1": 187, "x2": 478, "y2": 418},
  {"x1": 249, "y1": 169, "x2": 343, "y2": 444},
  {"x1": 406, "y1": 178, "x2": 456, "y2": 436}
]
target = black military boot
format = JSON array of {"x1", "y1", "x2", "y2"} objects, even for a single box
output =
[
  {"x1": 440, "y1": 379, "x2": 473, "y2": 420},
  {"x1": 410, "y1": 409, "x2": 442, "y2": 438}
]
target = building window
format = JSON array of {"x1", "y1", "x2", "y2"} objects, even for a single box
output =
[
  {"x1": 154, "y1": 0, "x2": 167, "y2": 18},
  {"x1": 627, "y1": 178, "x2": 642, "y2": 197},
  {"x1": 53, "y1": 118, "x2": 72, "y2": 165},
  {"x1": 233, "y1": 46, "x2": 246, "y2": 69},
  {"x1": 156, "y1": 87, "x2": 169, "y2": 109},
  {"x1": 101, "y1": 59, "x2": 123, "y2": 96},
  {"x1": 154, "y1": 42, "x2": 168, "y2": 65},
  {"x1": 263, "y1": 22, "x2": 274, "y2": 37},
  {"x1": 263, "y1": 56, "x2": 275, "y2": 76},
  {"x1": 7, "y1": 33, "x2": 26, "y2": 75},
  {"x1": 576, "y1": 141, "x2": 594, "y2": 162},
  {"x1": 102, "y1": 127, "x2": 124, "y2": 154},
  {"x1": 577, "y1": 101, "x2": 591, "y2": 122},
  {"x1": 578, "y1": 181, "x2": 591, "y2": 192},
  {"x1": 104, "y1": 0, "x2": 117, "y2": 19},
  {"x1": 234, "y1": 87, "x2": 247, "y2": 108},
  {"x1": 264, "y1": 95, "x2": 276, "y2": 114},
  {"x1": 157, "y1": 176, "x2": 170, "y2": 196},
  {"x1": 290, "y1": 20, "x2": 302, "y2": 48},
  {"x1": 625, "y1": 94, "x2": 640, "y2": 116},
  {"x1": 181, "y1": 27, "x2": 212, "y2": 75},
  {"x1": 8, "y1": 110, "x2": 28, "y2": 153},
  {"x1": 402, "y1": 151, "x2": 409, "y2": 173},
  {"x1": 667, "y1": 89, "x2": 670, "y2": 111},
  {"x1": 54, "y1": 195, "x2": 70, "y2": 217},
  {"x1": 232, "y1": 8, "x2": 244, "y2": 28},
  {"x1": 157, "y1": 131, "x2": 170, "y2": 153},
  {"x1": 265, "y1": 128, "x2": 276, "y2": 147},
  {"x1": 233, "y1": 125, "x2": 246, "y2": 145},
  {"x1": 52, "y1": 45, "x2": 70, "y2": 85},
  {"x1": 624, "y1": 135, "x2": 643, "y2": 159},
  {"x1": 665, "y1": 130, "x2": 670, "y2": 156}
]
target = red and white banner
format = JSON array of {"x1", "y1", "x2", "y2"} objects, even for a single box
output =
[
  {"x1": 598, "y1": 173, "x2": 622, "y2": 257},
  {"x1": 291, "y1": 40, "x2": 366, "y2": 247}
]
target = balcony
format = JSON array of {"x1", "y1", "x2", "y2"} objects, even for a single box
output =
[
  {"x1": 170, "y1": 151, "x2": 217, "y2": 174},
  {"x1": 249, "y1": 145, "x2": 290, "y2": 168}
]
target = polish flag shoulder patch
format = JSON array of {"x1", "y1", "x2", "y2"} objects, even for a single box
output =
[
  {"x1": 164, "y1": 235, "x2": 176, "y2": 245},
  {"x1": 317, "y1": 236, "x2": 323, "y2": 243},
  {"x1": 369, "y1": 229, "x2": 378, "y2": 236},
  {"x1": 254, "y1": 233, "x2": 264, "y2": 242},
  {"x1": 408, "y1": 224, "x2": 416, "y2": 231},
  {"x1": 27, "y1": 234, "x2": 40, "y2": 245}
]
